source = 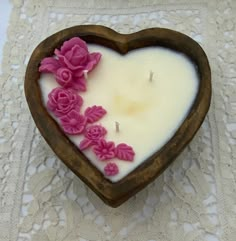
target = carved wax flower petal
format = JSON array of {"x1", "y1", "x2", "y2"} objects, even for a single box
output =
[
  {"x1": 55, "y1": 37, "x2": 88, "y2": 56},
  {"x1": 60, "y1": 110, "x2": 87, "y2": 135},
  {"x1": 84, "y1": 106, "x2": 107, "y2": 123},
  {"x1": 115, "y1": 143, "x2": 135, "y2": 161},
  {"x1": 39, "y1": 57, "x2": 61, "y2": 74},
  {"x1": 47, "y1": 87, "x2": 83, "y2": 117},
  {"x1": 104, "y1": 163, "x2": 119, "y2": 176},
  {"x1": 79, "y1": 138, "x2": 93, "y2": 150},
  {"x1": 85, "y1": 52, "x2": 102, "y2": 72},
  {"x1": 93, "y1": 139, "x2": 116, "y2": 161},
  {"x1": 73, "y1": 75, "x2": 87, "y2": 92}
]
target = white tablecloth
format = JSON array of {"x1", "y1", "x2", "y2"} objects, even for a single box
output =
[{"x1": 0, "y1": 0, "x2": 235, "y2": 241}]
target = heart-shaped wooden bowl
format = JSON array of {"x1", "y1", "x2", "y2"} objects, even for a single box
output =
[{"x1": 25, "y1": 25, "x2": 211, "y2": 207}]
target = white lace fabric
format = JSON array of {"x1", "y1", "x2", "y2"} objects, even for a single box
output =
[{"x1": 0, "y1": 0, "x2": 235, "y2": 240}]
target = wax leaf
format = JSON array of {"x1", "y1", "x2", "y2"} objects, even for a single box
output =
[
  {"x1": 84, "y1": 105, "x2": 107, "y2": 123},
  {"x1": 79, "y1": 138, "x2": 92, "y2": 150},
  {"x1": 115, "y1": 143, "x2": 135, "y2": 161}
]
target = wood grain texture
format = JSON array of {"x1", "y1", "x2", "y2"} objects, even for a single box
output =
[{"x1": 25, "y1": 25, "x2": 211, "y2": 207}]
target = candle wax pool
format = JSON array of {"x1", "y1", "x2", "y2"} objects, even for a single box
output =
[{"x1": 39, "y1": 45, "x2": 199, "y2": 182}]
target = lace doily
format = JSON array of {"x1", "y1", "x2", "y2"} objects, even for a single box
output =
[{"x1": 0, "y1": 0, "x2": 235, "y2": 240}]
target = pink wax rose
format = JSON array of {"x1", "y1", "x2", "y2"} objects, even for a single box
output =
[
  {"x1": 93, "y1": 139, "x2": 116, "y2": 160},
  {"x1": 55, "y1": 37, "x2": 101, "y2": 72},
  {"x1": 39, "y1": 37, "x2": 101, "y2": 91},
  {"x1": 85, "y1": 125, "x2": 107, "y2": 141},
  {"x1": 79, "y1": 125, "x2": 107, "y2": 150},
  {"x1": 47, "y1": 87, "x2": 83, "y2": 117},
  {"x1": 60, "y1": 110, "x2": 87, "y2": 135}
]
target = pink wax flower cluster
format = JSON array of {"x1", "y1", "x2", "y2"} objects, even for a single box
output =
[
  {"x1": 79, "y1": 125, "x2": 135, "y2": 166},
  {"x1": 91, "y1": 140, "x2": 135, "y2": 162},
  {"x1": 39, "y1": 37, "x2": 136, "y2": 177},
  {"x1": 79, "y1": 126, "x2": 135, "y2": 162},
  {"x1": 39, "y1": 37, "x2": 101, "y2": 91},
  {"x1": 47, "y1": 89, "x2": 106, "y2": 135}
]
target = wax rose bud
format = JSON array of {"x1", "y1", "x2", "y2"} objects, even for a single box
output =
[
  {"x1": 60, "y1": 110, "x2": 87, "y2": 135},
  {"x1": 55, "y1": 67, "x2": 87, "y2": 91},
  {"x1": 47, "y1": 87, "x2": 83, "y2": 117},
  {"x1": 55, "y1": 67, "x2": 73, "y2": 87},
  {"x1": 54, "y1": 37, "x2": 101, "y2": 73},
  {"x1": 79, "y1": 125, "x2": 107, "y2": 150},
  {"x1": 93, "y1": 139, "x2": 116, "y2": 160},
  {"x1": 104, "y1": 163, "x2": 119, "y2": 176}
]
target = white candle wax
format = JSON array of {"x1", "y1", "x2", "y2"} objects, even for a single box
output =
[{"x1": 39, "y1": 45, "x2": 199, "y2": 182}]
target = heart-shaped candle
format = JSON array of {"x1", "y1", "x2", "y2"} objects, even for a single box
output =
[{"x1": 25, "y1": 25, "x2": 211, "y2": 207}]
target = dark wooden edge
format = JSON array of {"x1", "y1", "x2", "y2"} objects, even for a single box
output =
[{"x1": 24, "y1": 25, "x2": 211, "y2": 207}]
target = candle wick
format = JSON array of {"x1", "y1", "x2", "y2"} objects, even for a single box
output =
[
  {"x1": 149, "y1": 71, "x2": 154, "y2": 82},
  {"x1": 115, "y1": 121, "x2": 120, "y2": 133},
  {"x1": 83, "y1": 70, "x2": 88, "y2": 79}
]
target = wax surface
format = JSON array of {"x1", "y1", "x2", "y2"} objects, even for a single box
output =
[{"x1": 39, "y1": 45, "x2": 199, "y2": 182}]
